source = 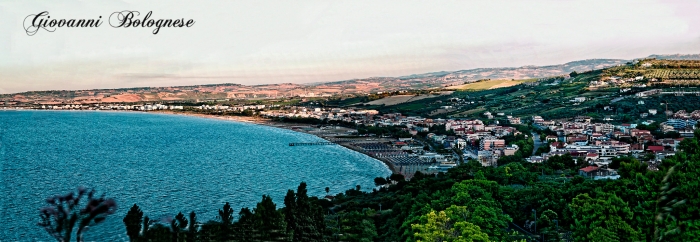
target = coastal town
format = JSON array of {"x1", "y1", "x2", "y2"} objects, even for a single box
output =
[
  {"x1": 6, "y1": 99, "x2": 698, "y2": 181},
  {"x1": 4, "y1": 58, "x2": 700, "y2": 181}
]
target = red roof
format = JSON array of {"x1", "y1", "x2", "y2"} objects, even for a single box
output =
[
  {"x1": 586, "y1": 153, "x2": 599, "y2": 157},
  {"x1": 551, "y1": 142, "x2": 565, "y2": 148},
  {"x1": 579, "y1": 166, "x2": 599, "y2": 173},
  {"x1": 647, "y1": 146, "x2": 664, "y2": 152}
]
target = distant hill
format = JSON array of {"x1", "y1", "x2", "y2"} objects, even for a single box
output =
[
  {"x1": 647, "y1": 54, "x2": 700, "y2": 60},
  {"x1": 0, "y1": 57, "x2": 666, "y2": 104},
  {"x1": 323, "y1": 59, "x2": 628, "y2": 87},
  {"x1": 402, "y1": 59, "x2": 628, "y2": 79}
]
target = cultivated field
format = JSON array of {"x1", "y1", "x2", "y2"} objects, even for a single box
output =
[
  {"x1": 364, "y1": 93, "x2": 450, "y2": 106},
  {"x1": 445, "y1": 79, "x2": 536, "y2": 90}
]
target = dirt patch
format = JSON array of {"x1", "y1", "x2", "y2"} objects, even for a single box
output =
[{"x1": 100, "y1": 94, "x2": 142, "y2": 103}]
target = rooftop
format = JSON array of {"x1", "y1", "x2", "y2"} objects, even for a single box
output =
[{"x1": 579, "y1": 166, "x2": 599, "y2": 173}]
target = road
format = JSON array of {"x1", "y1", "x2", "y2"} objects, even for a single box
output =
[
  {"x1": 611, "y1": 96, "x2": 625, "y2": 103},
  {"x1": 531, "y1": 132, "x2": 543, "y2": 156}
]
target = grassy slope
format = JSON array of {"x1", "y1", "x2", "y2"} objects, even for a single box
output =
[{"x1": 371, "y1": 70, "x2": 621, "y2": 120}]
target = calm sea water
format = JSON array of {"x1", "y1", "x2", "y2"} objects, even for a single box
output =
[{"x1": 0, "y1": 111, "x2": 390, "y2": 241}]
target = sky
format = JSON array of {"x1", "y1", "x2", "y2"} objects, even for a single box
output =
[{"x1": 1, "y1": 0, "x2": 699, "y2": 94}]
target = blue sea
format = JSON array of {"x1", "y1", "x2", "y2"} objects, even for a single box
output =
[{"x1": 0, "y1": 110, "x2": 391, "y2": 241}]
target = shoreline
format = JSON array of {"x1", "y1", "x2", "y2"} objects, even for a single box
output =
[{"x1": 153, "y1": 111, "x2": 400, "y2": 174}]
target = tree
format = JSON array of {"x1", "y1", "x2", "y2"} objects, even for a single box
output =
[
  {"x1": 123, "y1": 204, "x2": 143, "y2": 241},
  {"x1": 284, "y1": 182, "x2": 325, "y2": 242},
  {"x1": 216, "y1": 202, "x2": 235, "y2": 240},
  {"x1": 187, "y1": 212, "x2": 197, "y2": 242},
  {"x1": 374, "y1": 177, "x2": 388, "y2": 186},
  {"x1": 171, "y1": 212, "x2": 188, "y2": 240},
  {"x1": 253, "y1": 195, "x2": 290, "y2": 241},
  {"x1": 336, "y1": 210, "x2": 378, "y2": 242},
  {"x1": 587, "y1": 227, "x2": 620, "y2": 241},
  {"x1": 38, "y1": 187, "x2": 117, "y2": 242},
  {"x1": 236, "y1": 207, "x2": 255, "y2": 239},
  {"x1": 283, "y1": 189, "x2": 296, "y2": 238},
  {"x1": 568, "y1": 192, "x2": 640, "y2": 241},
  {"x1": 390, "y1": 173, "x2": 406, "y2": 182},
  {"x1": 610, "y1": 156, "x2": 636, "y2": 169},
  {"x1": 412, "y1": 209, "x2": 490, "y2": 242},
  {"x1": 218, "y1": 202, "x2": 234, "y2": 225},
  {"x1": 618, "y1": 159, "x2": 649, "y2": 179},
  {"x1": 325, "y1": 187, "x2": 330, "y2": 194}
]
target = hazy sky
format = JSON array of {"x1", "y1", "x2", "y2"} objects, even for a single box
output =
[{"x1": 1, "y1": 0, "x2": 699, "y2": 94}]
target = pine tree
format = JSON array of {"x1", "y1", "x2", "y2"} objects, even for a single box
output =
[
  {"x1": 293, "y1": 182, "x2": 325, "y2": 242},
  {"x1": 123, "y1": 204, "x2": 143, "y2": 242},
  {"x1": 217, "y1": 202, "x2": 235, "y2": 240},
  {"x1": 236, "y1": 207, "x2": 256, "y2": 240},
  {"x1": 254, "y1": 195, "x2": 290, "y2": 241},
  {"x1": 280, "y1": 184, "x2": 330, "y2": 241},
  {"x1": 283, "y1": 189, "x2": 297, "y2": 239}
]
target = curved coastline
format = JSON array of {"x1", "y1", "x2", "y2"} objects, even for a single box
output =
[
  {"x1": 152, "y1": 110, "x2": 397, "y2": 174},
  {"x1": 9, "y1": 109, "x2": 396, "y2": 175}
]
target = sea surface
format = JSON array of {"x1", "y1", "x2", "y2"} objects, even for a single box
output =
[{"x1": 0, "y1": 110, "x2": 391, "y2": 241}]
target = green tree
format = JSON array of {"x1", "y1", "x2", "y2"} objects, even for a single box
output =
[
  {"x1": 284, "y1": 182, "x2": 325, "y2": 242},
  {"x1": 216, "y1": 202, "x2": 235, "y2": 240},
  {"x1": 568, "y1": 192, "x2": 640, "y2": 242},
  {"x1": 374, "y1": 177, "x2": 388, "y2": 186},
  {"x1": 411, "y1": 209, "x2": 490, "y2": 242},
  {"x1": 587, "y1": 227, "x2": 620, "y2": 241},
  {"x1": 218, "y1": 202, "x2": 234, "y2": 225},
  {"x1": 252, "y1": 195, "x2": 290, "y2": 241},
  {"x1": 336, "y1": 210, "x2": 378, "y2": 242},
  {"x1": 123, "y1": 204, "x2": 143, "y2": 242}
]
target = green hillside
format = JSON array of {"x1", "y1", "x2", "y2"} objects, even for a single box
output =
[{"x1": 356, "y1": 61, "x2": 700, "y2": 124}]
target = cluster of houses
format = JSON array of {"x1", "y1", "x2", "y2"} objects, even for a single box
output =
[
  {"x1": 527, "y1": 115, "x2": 691, "y2": 179},
  {"x1": 663, "y1": 110, "x2": 700, "y2": 130},
  {"x1": 260, "y1": 106, "x2": 698, "y2": 177},
  {"x1": 427, "y1": 119, "x2": 522, "y2": 167},
  {"x1": 38, "y1": 104, "x2": 184, "y2": 110},
  {"x1": 589, "y1": 76, "x2": 650, "y2": 88},
  {"x1": 197, "y1": 104, "x2": 270, "y2": 111},
  {"x1": 260, "y1": 107, "x2": 380, "y2": 123}
]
